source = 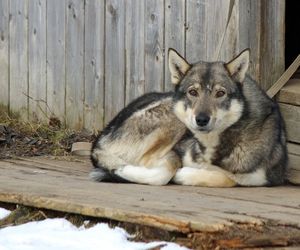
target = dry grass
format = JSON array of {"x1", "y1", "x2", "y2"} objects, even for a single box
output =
[{"x1": 0, "y1": 104, "x2": 94, "y2": 158}]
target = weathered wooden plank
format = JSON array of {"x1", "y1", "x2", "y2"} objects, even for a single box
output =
[
  {"x1": 1, "y1": 158, "x2": 300, "y2": 234},
  {"x1": 46, "y1": 0, "x2": 66, "y2": 125},
  {"x1": 186, "y1": 0, "x2": 206, "y2": 62},
  {"x1": 9, "y1": 0, "x2": 28, "y2": 119},
  {"x1": 84, "y1": 0, "x2": 105, "y2": 132},
  {"x1": 289, "y1": 169, "x2": 300, "y2": 185},
  {"x1": 125, "y1": 0, "x2": 145, "y2": 104},
  {"x1": 268, "y1": 56, "x2": 300, "y2": 98},
  {"x1": 277, "y1": 79, "x2": 300, "y2": 106},
  {"x1": 144, "y1": 0, "x2": 164, "y2": 93},
  {"x1": 260, "y1": 0, "x2": 285, "y2": 91},
  {"x1": 279, "y1": 103, "x2": 300, "y2": 143},
  {"x1": 65, "y1": 0, "x2": 84, "y2": 130},
  {"x1": 164, "y1": 0, "x2": 185, "y2": 90},
  {"x1": 288, "y1": 143, "x2": 300, "y2": 156},
  {"x1": 289, "y1": 154, "x2": 300, "y2": 171},
  {"x1": 205, "y1": 0, "x2": 233, "y2": 61},
  {"x1": 214, "y1": 0, "x2": 239, "y2": 62},
  {"x1": 28, "y1": 0, "x2": 47, "y2": 121},
  {"x1": 104, "y1": 0, "x2": 125, "y2": 124},
  {"x1": 238, "y1": 0, "x2": 261, "y2": 81},
  {"x1": 0, "y1": 0, "x2": 9, "y2": 108}
]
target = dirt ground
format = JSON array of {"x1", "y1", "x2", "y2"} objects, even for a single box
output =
[{"x1": 0, "y1": 110, "x2": 95, "y2": 159}]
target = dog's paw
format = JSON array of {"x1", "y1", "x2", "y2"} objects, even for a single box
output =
[{"x1": 173, "y1": 166, "x2": 236, "y2": 187}]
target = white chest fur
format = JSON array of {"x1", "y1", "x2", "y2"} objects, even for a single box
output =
[{"x1": 194, "y1": 132, "x2": 220, "y2": 163}]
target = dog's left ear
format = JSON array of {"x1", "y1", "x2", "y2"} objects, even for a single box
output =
[
  {"x1": 225, "y1": 49, "x2": 250, "y2": 83},
  {"x1": 168, "y1": 49, "x2": 191, "y2": 85}
]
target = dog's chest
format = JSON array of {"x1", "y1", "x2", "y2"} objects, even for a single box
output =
[{"x1": 195, "y1": 133, "x2": 220, "y2": 163}]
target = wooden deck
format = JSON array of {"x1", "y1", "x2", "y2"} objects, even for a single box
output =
[{"x1": 0, "y1": 156, "x2": 300, "y2": 237}]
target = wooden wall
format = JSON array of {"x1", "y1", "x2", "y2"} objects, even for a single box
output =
[{"x1": 0, "y1": 0, "x2": 285, "y2": 131}]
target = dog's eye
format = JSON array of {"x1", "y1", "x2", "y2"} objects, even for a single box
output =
[
  {"x1": 188, "y1": 89, "x2": 198, "y2": 97},
  {"x1": 216, "y1": 90, "x2": 226, "y2": 98}
]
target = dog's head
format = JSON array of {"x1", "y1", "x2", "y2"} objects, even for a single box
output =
[{"x1": 169, "y1": 49, "x2": 249, "y2": 133}]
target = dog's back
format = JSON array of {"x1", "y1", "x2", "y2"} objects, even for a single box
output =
[{"x1": 90, "y1": 92, "x2": 186, "y2": 185}]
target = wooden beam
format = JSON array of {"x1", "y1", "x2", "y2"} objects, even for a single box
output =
[{"x1": 267, "y1": 55, "x2": 300, "y2": 98}]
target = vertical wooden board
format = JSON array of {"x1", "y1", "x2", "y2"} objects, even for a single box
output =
[
  {"x1": 186, "y1": 0, "x2": 206, "y2": 62},
  {"x1": 28, "y1": 0, "x2": 46, "y2": 121},
  {"x1": 84, "y1": 0, "x2": 105, "y2": 132},
  {"x1": 105, "y1": 0, "x2": 125, "y2": 124},
  {"x1": 46, "y1": 0, "x2": 66, "y2": 125},
  {"x1": 9, "y1": 0, "x2": 28, "y2": 119},
  {"x1": 205, "y1": 0, "x2": 231, "y2": 61},
  {"x1": 215, "y1": 0, "x2": 240, "y2": 62},
  {"x1": 164, "y1": 0, "x2": 185, "y2": 90},
  {"x1": 0, "y1": 0, "x2": 9, "y2": 108},
  {"x1": 144, "y1": 0, "x2": 164, "y2": 93},
  {"x1": 125, "y1": 0, "x2": 145, "y2": 104},
  {"x1": 65, "y1": 0, "x2": 84, "y2": 130},
  {"x1": 260, "y1": 0, "x2": 285, "y2": 90},
  {"x1": 238, "y1": 0, "x2": 261, "y2": 82}
]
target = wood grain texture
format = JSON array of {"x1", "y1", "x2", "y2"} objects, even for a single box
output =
[
  {"x1": 277, "y1": 79, "x2": 300, "y2": 105},
  {"x1": 9, "y1": 0, "x2": 28, "y2": 119},
  {"x1": 65, "y1": 0, "x2": 85, "y2": 130},
  {"x1": 84, "y1": 0, "x2": 105, "y2": 131},
  {"x1": 104, "y1": 0, "x2": 125, "y2": 124},
  {"x1": 46, "y1": 0, "x2": 66, "y2": 125},
  {"x1": 0, "y1": 157, "x2": 300, "y2": 234},
  {"x1": 260, "y1": 0, "x2": 285, "y2": 91},
  {"x1": 279, "y1": 103, "x2": 300, "y2": 143},
  {"x1": 164, "y1": 0, "x2": 185, "y2": 91},
  {"x1": 28, "y1": 0, "x2": 47, "y2": 121},
  {"x1": 238, "y1": 0, "x2": 261, "y2": 81},
  {"x1": 125, "y1": 0, "x2": 145, "y2": 104},
  {"x1": 0, "y1": 0, "x2": 287, "y2": 131},
  {"x1": 186, "y1": 0, "x2": 206, "y2": 62},
  {"x1": 268, "y1": 56, "x2": 300, "y2": 98},
  {"x1": 288, "y1": 143, "x2": 300, "y2": 157},
  {"x1": 144, "y1": 0, "x2": 164, "y2": 93},
  {"x1": 0, "y1": 0, "x2": 9, "y2": 108}
]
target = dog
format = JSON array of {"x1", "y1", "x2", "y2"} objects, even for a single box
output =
[{"x1": 90, "y1": 48, "x2": 288, "y2": 187}]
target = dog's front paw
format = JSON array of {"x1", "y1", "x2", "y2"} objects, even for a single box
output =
[{"x1": 173, "y1": 166, "x2": 236, "y2": 187}]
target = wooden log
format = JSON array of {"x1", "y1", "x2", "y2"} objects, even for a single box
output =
[
  {"x1": 277, "y1": 79, "x2": 300, "y2": 106},
  {"x1": 279, "y1": 103, "x2": 300, "y2": 143}
]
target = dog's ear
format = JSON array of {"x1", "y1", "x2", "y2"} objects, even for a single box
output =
[
  {"x1": 225, "y1": 49, "x2": 250, "y2": 83},
  {"x1": 168, "y1": 49, "x2": 191, "y2": 85}
]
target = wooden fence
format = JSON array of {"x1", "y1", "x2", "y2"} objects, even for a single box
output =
[{"x1": 0, "y1": 0, "x2": 285, "y2": 131}]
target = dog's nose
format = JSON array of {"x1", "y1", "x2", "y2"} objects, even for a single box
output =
[{"x1": 196, "y1": 113, "x2": 210, "y2": 127}]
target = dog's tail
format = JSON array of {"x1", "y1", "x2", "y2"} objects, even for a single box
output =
[{"x1": 89, "y1": 167, "x2": 131, "y2": 183}]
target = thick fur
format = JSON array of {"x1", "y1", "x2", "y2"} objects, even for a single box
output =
[{"x1": 90, "y1": 49, "x2": 288, "y2": 187}]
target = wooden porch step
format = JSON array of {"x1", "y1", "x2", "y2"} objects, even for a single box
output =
[{"x1": 0, "y1": 157, "x2": 300, "y2": 234}]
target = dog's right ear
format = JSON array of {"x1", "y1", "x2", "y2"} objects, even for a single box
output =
[{"x1": 168, "y1": 49, "x2": 191, "y2": 85}]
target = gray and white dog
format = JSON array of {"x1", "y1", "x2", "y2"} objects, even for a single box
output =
[{"x1": 90, "y1": 49, "x2": 288, "y2": 187}]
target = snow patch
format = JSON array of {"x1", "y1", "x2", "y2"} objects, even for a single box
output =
[
  {"x1": 0, "y1": 208, "x2": 11, "y2": 220},
  {"x1": 0, "y1": 217, "x2": 189, "y2": 250}
]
